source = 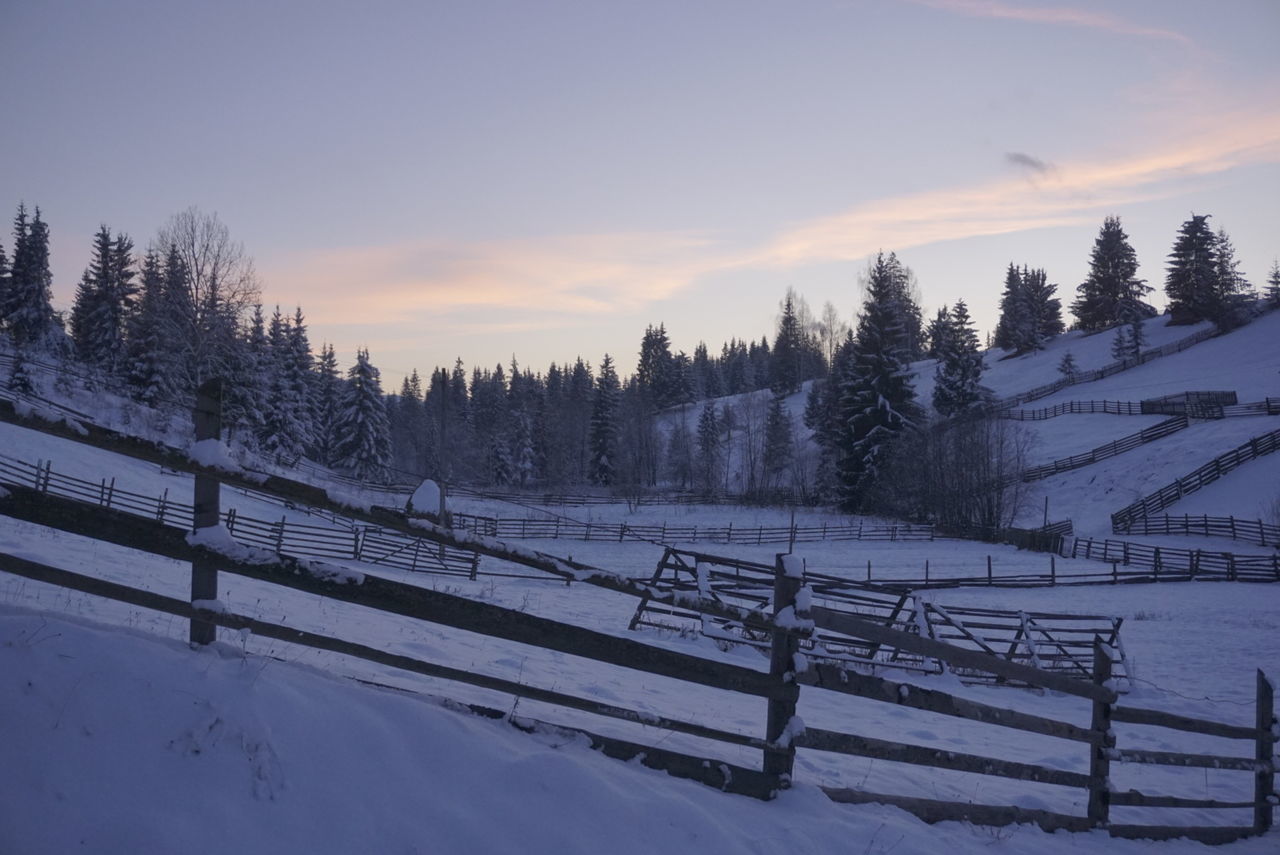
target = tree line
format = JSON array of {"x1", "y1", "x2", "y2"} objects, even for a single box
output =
[{"x1": 3, "y1": 202, "x2": 1277, "y2": 503}]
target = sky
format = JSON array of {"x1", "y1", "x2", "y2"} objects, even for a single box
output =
[{"x1": 3, "y1": 0, "x2": 1278, "y2": 386}]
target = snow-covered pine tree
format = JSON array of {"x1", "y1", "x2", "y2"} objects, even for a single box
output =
[
  {"x1": 259, "y1": 307, "x2": 308, "y2": 463},
  {"x1": 5, "y1": 205, "x2": 59, "y2": 348},
  {"x1": 993, "y1": 264, "x2": 1026, "y2": 352},
  {"x1": 8, "y1": 347, "x2": 34, "y2": 395},
  {"x1": 1057, "y1": 350, "x2": 1078, "y2": 380},
  {"x1": 925, "y1": 305, "x2": 951, "y2": 359},
  {"x1": 1267, "y1": 260, "x2": 1280, "y2": 307},
  {"x1": 932, "y1": 299, "x2": 986, "y2": 416},
  {"x1": 588, "y1": 353, "x2": 620, "y2": 486},
  {"x1": 1073, "y1": 216, "x2": 1150, "y2": 331},
  {"x1": 837, "y1": 259, "x2": 923, "y2": 510},
  {"x1": 1127, "y1": 315, "x2": 1146, "y2": 357},
  {"x1": 287, "y1": 306, "x2": 316, "y2": 449},
  {"x1": 69, "y1": 226, "x2": 137, "y2": 379},
  {"x1": 312, "y1": 343, "x2": 342, "y2": 465},
  {"x1": 125, "y1": 249, "x2": 178, "y2": 406},
  {"x1": 768, "y1": 294, "x2": 804, "y2": 395},
  {"x1": 1110, "y1": 326, "x2": 1131, "y2": 362},
  {"x1": 695, "y1": 402, "x2": 721, "y2": 494},
  {"x1": 331, "y1": 348, "x2": 391, "y2": 481},
  {"x1": 1018, "y1": 267, "x2": 1063, "y2": 349},
  {"x1": 762, "y1": 393, "x2": 793, "y2": 492},
  {"x1": 1211, "y1": 227, "x2": 1252, "y2": 329},
  {"x1": 1165, "y1": 214, "x2": 1219, "y2": 324}
]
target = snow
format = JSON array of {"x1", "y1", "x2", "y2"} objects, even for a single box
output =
[
  {"x1": 781, "y1": 553, "x2": 805, "y2": 578},
  {"x1": 187, "y1": 437, "x2": 242, "y2": 472},
  {"x1": 408, "y1": 478, "x2": 442, "y2": 514}
]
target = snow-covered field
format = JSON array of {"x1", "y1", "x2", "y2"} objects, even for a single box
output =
[{"x1": 1, "y1": 310, "x2": 1278, "y2": 853}]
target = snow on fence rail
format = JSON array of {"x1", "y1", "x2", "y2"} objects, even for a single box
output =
[
  {"x1": 1112, "y1": 427, "x2": 1280, "y2": 530},
  {"x1": 1119, "y1": 514, "x2": 1280, "y2": 548},
  {"x1": 448, "y1": 512, "x2": 933, "y2": 546},
  {"x1": 0, "y1": 502, "x2": 1271, "y2": 843}
]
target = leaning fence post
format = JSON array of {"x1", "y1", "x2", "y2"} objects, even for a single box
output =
[
  {"x1": 1257, "y1": 670, "x2": 1276, "y2": 835},
  {"x1": 190, "y1": 378, "x2": 223, "y2": 646},
  {"x1": 1087, "y1": 638, "x2": 1115, "y2": 829},
  {"x1": 764, "y1": 553, "x2": 804, "y2": 791}
]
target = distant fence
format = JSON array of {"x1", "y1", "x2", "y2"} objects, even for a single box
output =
[
  {"x1": 1069, "y1": 536, "x2": 1280, "y2": 582},
  {"x1": 1120, "y1": 514, "x2": 1280, "y2": 548},
  {"x1": 1021, "y1": 416, "x2": 1188, "y2": 482},
  {"x1": 1001, "y1": 400, "x2": 1147, "y2": 420},
  {"x1": 448, "y1": 512, "x2": 933, "y2": 546},
  {"x1": 1112, "y1": 428, "x2": 1280, "y2": 530},
  {"x1": 0, "y1": 454, "x2": 486, "y2": 579}
]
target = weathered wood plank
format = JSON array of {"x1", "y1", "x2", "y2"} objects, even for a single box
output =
[
  {"x1": 1111, "y1": 705, "x2": 1256, "y2": 741},
  {"x1": 1108, "y1": 747, "x2": 1264, "y2": 772},
  {"x1": 795, "y1": 662, "x2": 1099, "y2": 744},
  {"x1": 1109, "y1": 790, "x2": 1255, "y2": 809},
  {"x1": 797, "y1": 726, "x2": 1089, "y2": 788}
]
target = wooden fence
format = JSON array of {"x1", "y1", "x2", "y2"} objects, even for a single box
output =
[
  {"x1": 448, "y1": 512, "x2": 933, "y2": 546},
  {"x1": 628, "y1": 548, "x2": 1127, "y2": 685},
  {"x1": 1001, "y1": 399, "x2": 1147, "y2": 420},
  {"x1": 0, "y1": 453, "x2": 486, "y2": 579},
  {"x1": 1069, "y1": 536, "x2": 1280, "y2": 582},
  {"x1": 1020, "y1": 416, "x2": 1188, "y2": 482},
  {"x1": 1112, "y1": 427, "x2": 1280, "y2": 530},
  {"x1": 0, "y1": 495, "x2": 1272, "y2": 843},
  {"x1": 1120, "y1": 514, "x2": 1280, "y2": 548}
]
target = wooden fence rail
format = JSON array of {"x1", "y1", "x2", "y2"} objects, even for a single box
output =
[
  {"x1": 1020, "y1": 416, "x2": 1188, "y2": 482},
  {"x1": 1120, "y1": 514, "x2": 1280, "y2": 548},
  {"x1": 448, "y1": 512, "x2": 934, "y2": 546},
  {"x1": 1069, "y1": 536, "x2": 1280, "y2": 581},
  {"x1": 1000, "y1": 399, "x2": 1147, "y2": 420}
]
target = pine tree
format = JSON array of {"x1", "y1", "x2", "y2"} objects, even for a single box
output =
[
  {"x1": 8, "y1": 347, "x2": 34, "y2": 395},
  {"x1": 6, "y1": 205, "x2": 58, "y2": 347},
  {"x1": 636, "y1": 324, "x2": 677, "y2": 410},
  {"x1": 313, "y1": 343, "x2": 342, "y2": 465},
  {"x1": 695, "y1": 403, "x2": 721, "y2": 494},
  {"x1": 1110, "y1": 326, "x2": 1131, "y2": 362},
  {"x1": 925, "y1": 305, "x2": 952, "y2": 360},
  {"x1": 1266, "y1": 260, "x2": 1280, "y2": 307},
  {"x1": 1073, "y1": 216, "x2": 1150, "y2": 331},
  {"x1": 1057, "y1": 351, "x2": 1078, "y2": 379},
  {"x1": 125, "y1": 250, "x2": 177, "y2": 406},
  {"x1": 762, "y1": 393, "x2": 793, "y2": 491},
  {"x1": 1211, "y1": 227, "x2": 1251, "y2": 328},
  {"x1": 932, "y1": 300, "x2": 986, "y2": 416},
  {"x1": 837, "y1": 261, "x2": 923, "y2": 509},
  {"x1": 768, "y1": 294, "x2": 804, "y2": 395},
  {"x1": 993, "y1": 264, "x2": 1026, "y2": 351},
  {"x1": 71, "y1": 226, "x2": 136, "y2": 377},
  {"x1": 589, "y1": 353, "x2": 620, "y2": 486},
  {"x1": 331, "y1": 348, "x2": 391, "y2": 481},
  {"x1": 1165, "y1": 214, "x2": 1219, "y2": 324},
  {"x1": 1019, "y1": 267, "x2": 1064, "y2": 349},
  {"x1": 1127, "y1": 315, "x2": 1145, "y2": 357}
]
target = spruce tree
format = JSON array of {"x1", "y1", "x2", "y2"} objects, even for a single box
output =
[
  {"x1": 71, "y1": 226, "x2": 136, "y2": 377},
  {"x1": 768, "y1": 294, "x2": 804, "y2": 395},
  {"x1": 1110, "y1": 326, "x2": 1131, "y2": 362},
  {"x1": 259, "y1": 307, "x2": 308, "y2": 463},
  {"x1": 589, "y1": 353, "x2": 620, "y2": 486},
  {"x1": 125, "y1": 249, "x2": 177, "y2": 405},
  {"x1": 1266, "y1": 260, "x2": 1280, "y2": 307},
  {"x1": 1211, "y1": 227, "x2": 1251, "y2": 328},
  {"x1": 8, "y1": 348, "x2": 34, "y2": 395},
  {"x1": 925, "y1": 305, "x2": 952, "y2": 360},
  {"x1": 6, "y1": 205, "x2": 58, "y2": 347},
  {"x1": 932, "y1": 300, "x2": 986, "y2": 416},
  {"x1": 695, "y1": 403, "x2": 721, "y2": 494},
  {"x1": 762, "y1": 393, "x2": 793, "y2": 491},
  {"x1": 837, "y1": 260, "x2": 923, "y2": 509},
  {"x1": 313, "y1": 343, "x2": 342, "y2": 465},
  {"x1": 1018, "y1": 267, "x2": 1064, "y2": 349},
  {"x1": 1057, "y1": 351, "x2": 1078, "y2": 379},
  {"x1": 993, "y1": 264, "x2": 1026, "y2": 351},
  {"x1": 1073, "y1": 216, "x2": 1150, "y2": 331},
  {"x1": 331, "y1": 348, "x2": 391, "y2": 480},
  {"x1": 1165, "y1": 214, "x2": 1219, "y2": 324}
]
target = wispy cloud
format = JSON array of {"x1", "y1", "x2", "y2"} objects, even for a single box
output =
[
  {"x1": 265, "y1": 111, "x2": 1280, "y2": 334},
  {"x1": 1005, "y1": 151, "x2": 1054, "y2": 175},
  {"x1": 903, "y1": 0, "x2": 1194, "y2": 46}
]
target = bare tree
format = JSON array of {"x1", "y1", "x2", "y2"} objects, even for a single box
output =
[
  {"x1": 816, "y1": 300, "x2": 849, "y2": 367},
  {"x1": 155, "y1": 207, "x2": 260, "y2": 395}
]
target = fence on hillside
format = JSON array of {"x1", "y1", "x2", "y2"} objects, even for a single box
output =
[
  {"x1": 0, "y1": 454, "x2": 488, "y2": 579},
  {"x1": 1068, "y1": 537, "x2": 1280, "y2": 582},
  {"x1": 448, "y1": 512, "x2": 933, "y2": 546},
  {"x1": 1111, "y1": 428, "x2": 1280, "y2": 531},
  {"x1": 1119, "y1": 515, "x2": 1280, "y2": 548},
  {"x1": 1020, "y1": 416, "x2": 1188, "y2": 482},
  {"x1": 1000, "y1": 400, "x2": 1148, "y2": 420},
  {"x1": 629, "y1": 547, "x2": 1127, "y2": 685},
  {"x1": 0, "y1": 489, "x2": 1272, "y2": 843}
]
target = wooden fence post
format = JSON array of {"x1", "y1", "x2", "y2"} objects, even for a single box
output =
[
  {"x1": 190, "y1": 378, "x2": 222, "y2": 646},
  {"x1": 1087, "y1": 638, "x2": 1114, "y2": 829},
  {"x1": 1257, "y1": 670, "x2": 1276, "y2": 835},
  {"x1": 764, "y1": 553, "x2": 803, "y2": 790}
]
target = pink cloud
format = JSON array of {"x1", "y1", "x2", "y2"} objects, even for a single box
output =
[{"x1": 903, "y1": 0, "x2": 1194, "y2": 46}]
